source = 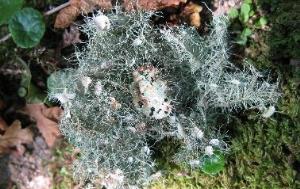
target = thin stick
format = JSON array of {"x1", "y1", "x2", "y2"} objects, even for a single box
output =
[
  {"x1": 0, "y1": 33, "x2": 11, "y2": 43},
  {"x1": 0, "y1": 1, "x2": 71, "y2": 44},
  {"x1": 44, "y1": 2, "x2": 71, "y2": 16}
]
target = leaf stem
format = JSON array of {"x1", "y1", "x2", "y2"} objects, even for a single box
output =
[
  {"x1": 43, "y1": 2, "x2": 71, "y2": 16},
  {"x1": 0, "y1": 34, "x2": 11, "y2": 43}
]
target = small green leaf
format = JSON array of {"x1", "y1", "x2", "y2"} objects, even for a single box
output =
[
  {"x1": 236, "y1": 35, "x2": 248, "y2": 45},
  {"x1": 235, "y1": 28, "x2": 251, "y2": 46},
  {"x1": 242, "y1": 28, "x2": 252, "y2": 37},
  {"x1": 200, "y1": 152, "x2": 225, "y2": 175},
  {"x1": 228, "y1": 8, "x2": 239, "y2": 19},
  {"x1": 244, "y1": 0, "x2": 253, "y2": 4},
  {"x1": 0, "y1": 0, "x2": 24, "y2": 25},
  {"x1": 8, "y1": 8, "x2": 45, "y2": 48},
  {"x1": 240, "y1": 3, "x2": 251, "y2": 23},
  {"x1": 256, "y1": 17, "x2": 268, "y2": 28},
  {"x1": 249, "y1": 10, "x2": 255, "y2": 17}
]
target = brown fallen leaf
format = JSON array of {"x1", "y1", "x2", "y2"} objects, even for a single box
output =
[
  {"x1": 25, "y1": 104, "x2": 63, "y2": 148},
  {"x1": 0, "y1": 120, "x2": 33, "y2": 154},
  {"x1": 213, "y1": 0, "x2": 242, "y2": 16},
  {"x1": 54, "y1": 0, "x2": 186, "y2": 28},
  {"x1": 0, "y1": 117, "x2": 7, "y2": 132},
  {"x1": 180, "y1": 2, "x2": 202, "y2": 28},
  {"x1": 0, "y1": 99, "x2": 5, "y2": 111},
  {"x1": 54, "y1": 4, "x2": 80, "y2": 29},
  {"x1": 54, "y1": 0, "x2": 113, "y2": 28},
  {"x1": 123, "y1": 0, "x2": 186, "y2": 11},
  {"x1": 62, "y1": 25, "x2": 82, "y2": 48}
]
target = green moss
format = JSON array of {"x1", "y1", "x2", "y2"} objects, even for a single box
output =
[
  {"x1": 256, "y1": 0, "x2": 300, "y2": 59},
  {"x1": 150, "y1": 1, "x2": 300, "y2": 187},
  {"x1": 150, "y1": 107, "x2": 300, "y2": 188}
]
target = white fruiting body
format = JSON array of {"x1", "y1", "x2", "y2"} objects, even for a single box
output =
[
  {"x1": 192, "y1": 127, "x2": 204, "y2": 139},
  {"x1": 94, "y1": 15, "x2": 111, "y2": 30},
  {"x1": 142, "y1": 146, "x2": 151, "y2": 155},
  {"x1": 94, "y1": 81, "x2": 103, "y2": 96},
  {"x1": 81, "y1": 76, "x2": 92, "y2": 93},
  {"x1": 209, "y1": 139, "x2": 220, "y2": 146},
  {"x1": 205, "y1": 146, "x2": 214, "y2": 156},
  {"x1": 262, "y1": 105, "x2": 276, "y2": 118},
  {"x1": 132, "y1": 37, "x2": 144, "y2": 46}
]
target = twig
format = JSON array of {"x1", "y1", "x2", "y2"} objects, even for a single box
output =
[
  {"x1": 0, "y1": 1, "x2": 71, "y2": 44},
  {"x1": 44, "y1": 2, "x2": 71, "y2": 16},
  {"x1": 0, "y1": 33, "x2": 11, "y2": 43}
]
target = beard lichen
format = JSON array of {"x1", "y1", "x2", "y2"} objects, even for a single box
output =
[{"x1": 48, "y1": 9, "x2": 280, "y2": 189}]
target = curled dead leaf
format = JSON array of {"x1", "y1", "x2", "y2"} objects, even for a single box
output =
[
  {"x1": 0, "y1": 117, "x2": 7, "y2": 132},
  {"x1": 25, "y1": 104, "x2": 63, "y2": 148},
  {"x1": 54, "y1": 0, "x2": 113, "y2": 28},
  {"x1": 123, "y1": 0, "x2": 186, "y2": 11},
  {"x1": 0, "y1": 120, "x2": 33, "y2": 155},
  {"x1": 180, "y1": 2, "x2": 202, "y2": 28},
  {"x1": 213, "y1": 0, "x2": 242, "y2": 16},
  {"x1": 0, "y1": 99, "x2": 5, "y2": 111},
  {"x1": 62, "y1": 25, "x2": 82, "y2": 48},
  {"x1": 54, "y1": 0, "x2": 186, "y2": 28},
  {"x1": 54, "y1": 5, "x2": 80, "y2": 29}
]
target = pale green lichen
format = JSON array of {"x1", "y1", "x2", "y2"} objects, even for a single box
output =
[{"x1": 48, "y1": 9, "x2": 279, "y2": 188}]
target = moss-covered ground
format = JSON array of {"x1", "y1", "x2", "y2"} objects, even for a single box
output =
[{"x1": 150, "y1": 0, "x2": 300, "y2": 188}]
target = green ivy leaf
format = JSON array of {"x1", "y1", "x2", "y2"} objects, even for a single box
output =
[
  {"x1": 0, "y1": 0, "x2": 24, "y2": 25},
  {"x1": 240, "y1": 3, "x2": 251, "y2": 23},
  {"x1": 8, "y1": 8, "x2": 45, "y2": 48},
  {"x1": 242, "y1": 27, "x2": 252, "y2": 37},
  {"x1": 236, "y1": 35, "x2": 248, "y2": 45},
  {"x1": 200, "y1": 152, "x2": 225, "y2": 175},
  {"x1": 228, "y1": 8, "x2": 239, "y2": 19},
  {"x1": 249, "y1": 10, "x2": 255, "y2": 17},
  {"x1": 255, "y1": 17, "x2": 268, "y2": 28},
  {"x1": 244, "y1": 0, "x2": 253, "y2": 4}
]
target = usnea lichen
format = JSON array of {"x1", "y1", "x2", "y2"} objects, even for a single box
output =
[{"x1": 48, "y1": 9, "x2": 280, "y2": 189}]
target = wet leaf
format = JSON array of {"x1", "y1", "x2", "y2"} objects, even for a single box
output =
[
  {"x1": 62, "y1": 25, "x2": 82, "y2": 48},
  {"x1": 25, "y1": 104, "x2": 63, "y2": 147},
  {"x1": 54, "y1": 0, "x2": 113, "y2": 28},
  {"x1": 0, "y1": 120, "x2": 33, "y2": 154},
  {"x1": 0, "y1": 0, "x2": 24, "y2": 25},
  {"x1": 123, "y1": 0, "x2": 185, "y2": 11},
  {"x1": 55, "y1": 0, "x2": 185, "y2": 28},
  {"x1": 0, "y1": 117, "x2": 8, "y2": 132},
  {"x1": 8, "y1": 8, "x2": 45, "y2": 48},
  {"x1": 180, "y1": 2, "x2": 202, "y2": 28}
]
